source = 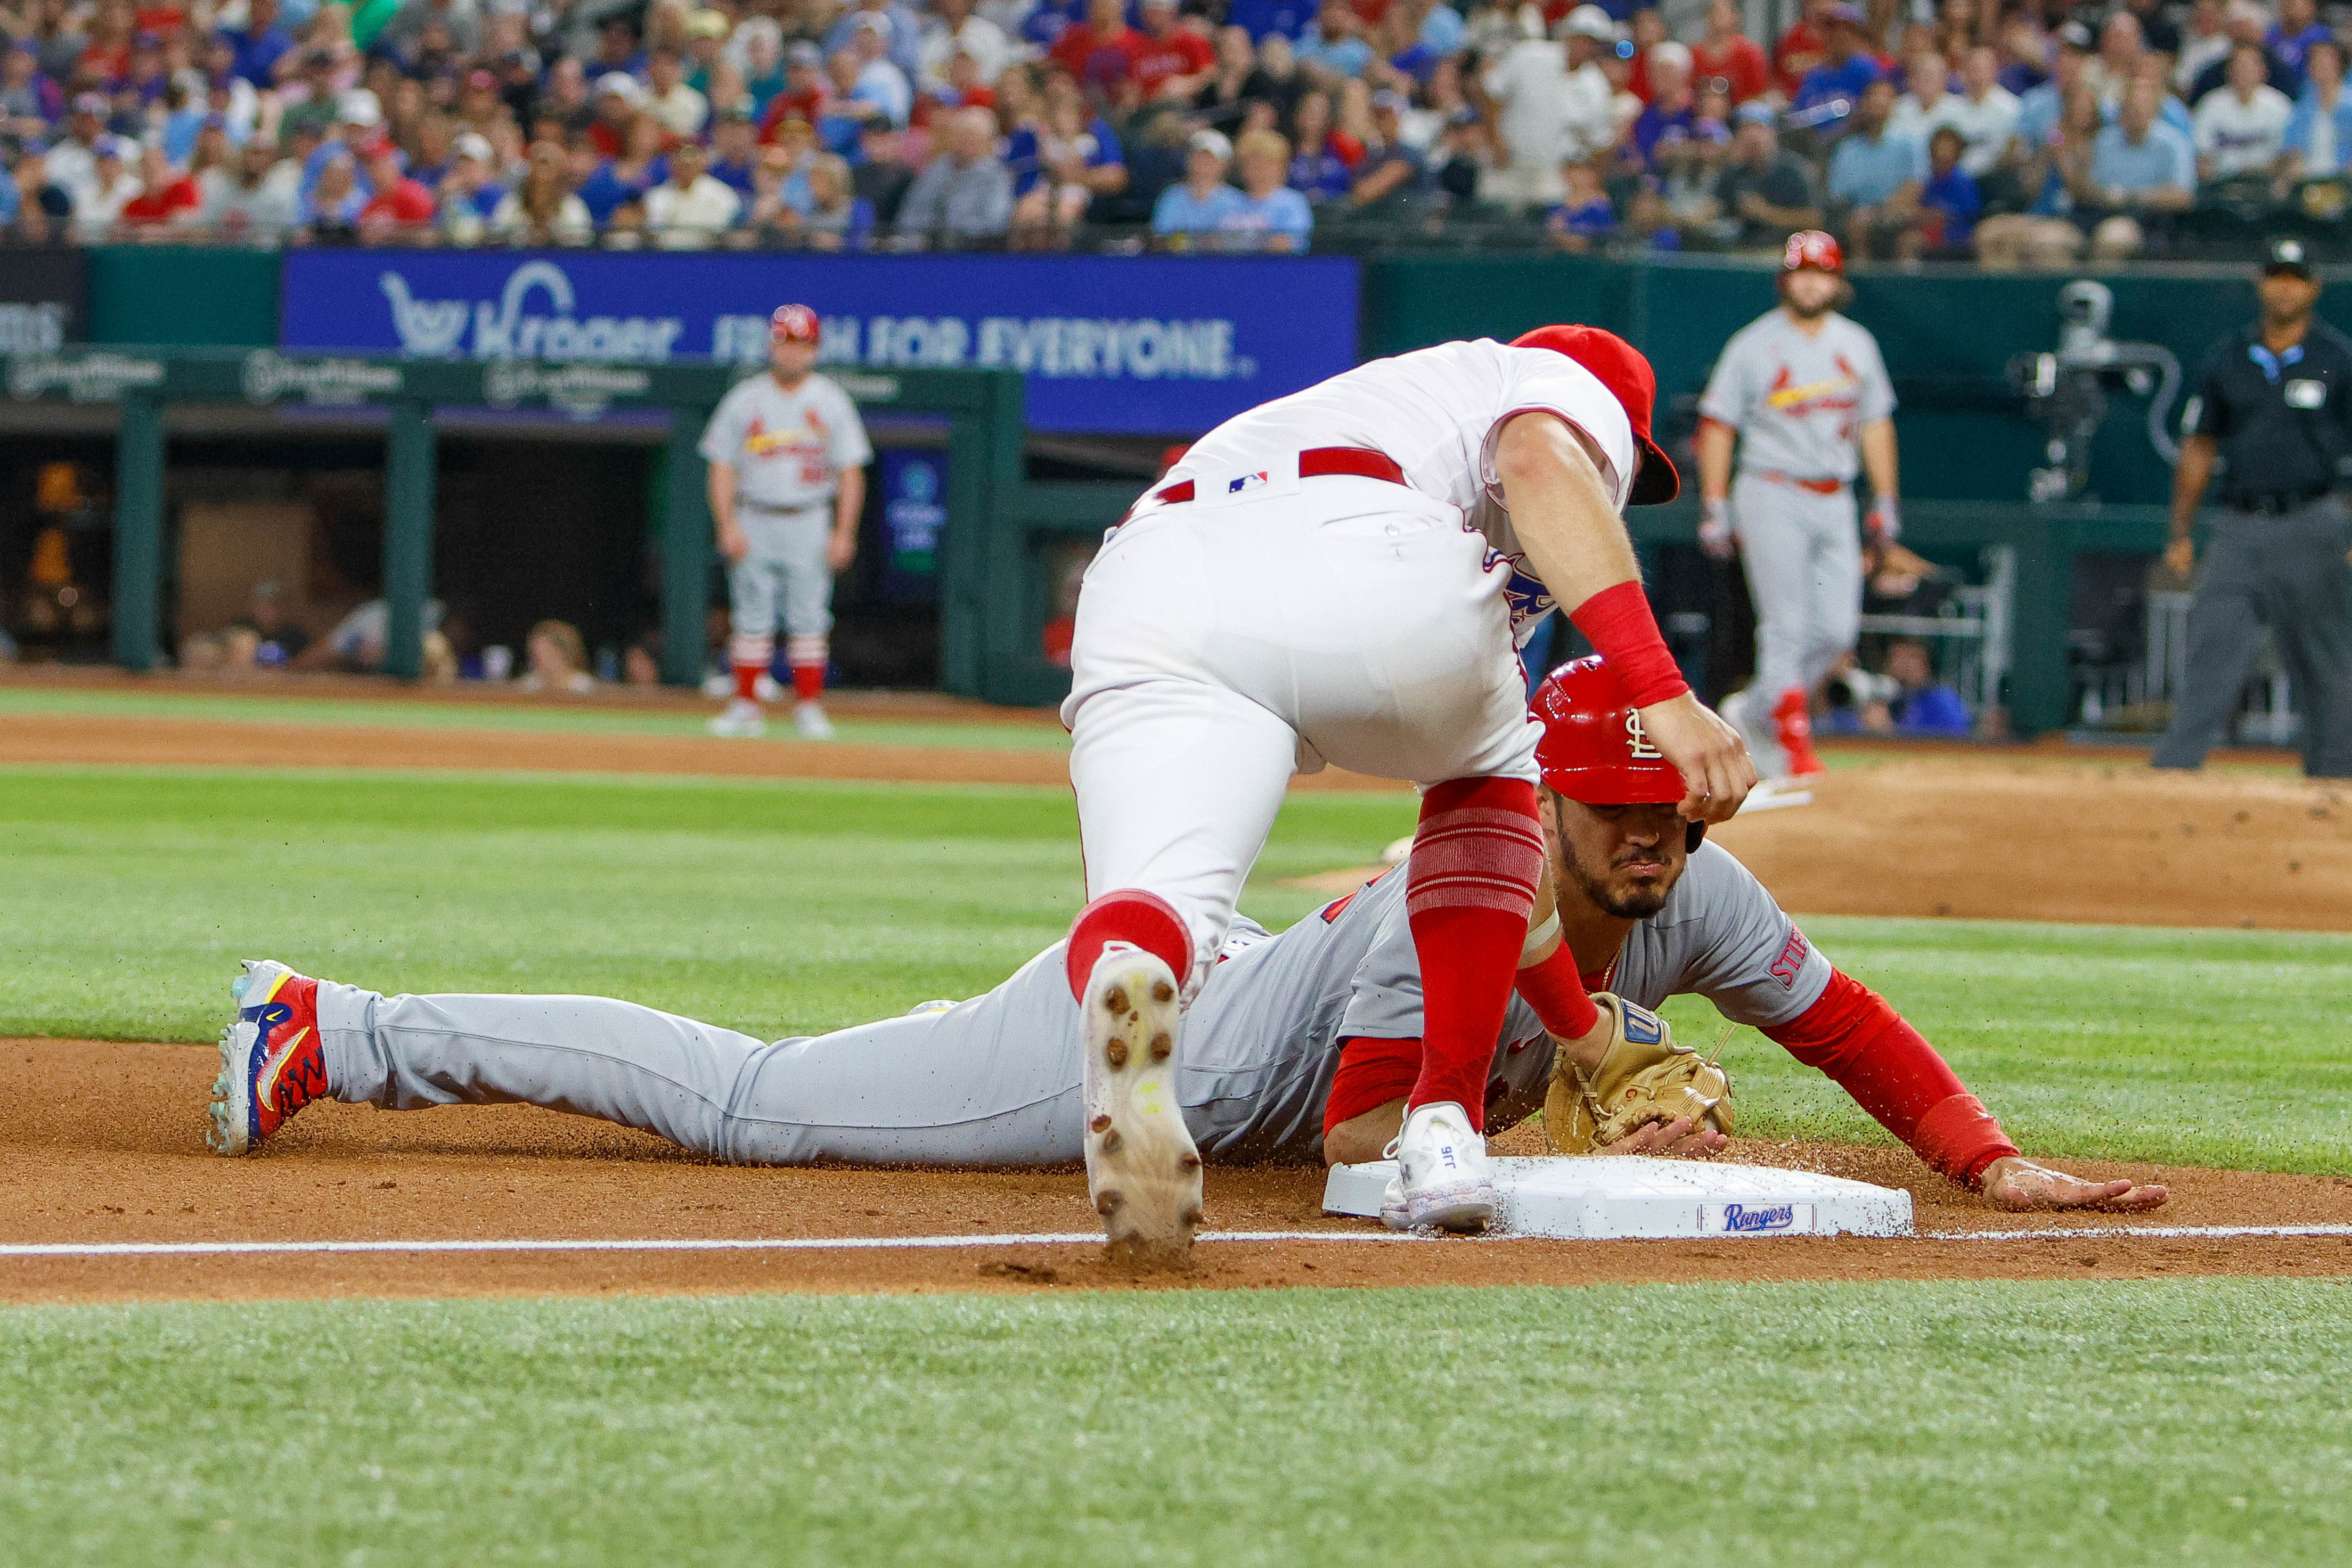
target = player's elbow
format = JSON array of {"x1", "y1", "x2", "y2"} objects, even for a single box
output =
[{"x1": 1493, "y1": 410, "x2": 1603, "y2": 493}]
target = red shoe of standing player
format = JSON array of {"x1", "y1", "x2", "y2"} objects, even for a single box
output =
[
  {"x1": 206, "y1": 959, "x2": 329, "y2": 1155},
  {"x1": 1772, "y1": 688, "x2": 1828, "y2": 777}
]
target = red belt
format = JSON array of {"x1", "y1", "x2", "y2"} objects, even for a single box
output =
[
  {"x1": 1755, "y1": 470, "x2": 1845, "y2": 496},
  {"x1": 1150, "y1": 446, "x2": 1407, "y2": 505}
]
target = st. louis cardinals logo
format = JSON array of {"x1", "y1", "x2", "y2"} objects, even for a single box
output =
[
  {"x1": 1763, "y1": 358, "x2": 1863, "y2": 416},
  {"x1": 1625, "y1": 710, "x2": 1662, "y2": 760}
]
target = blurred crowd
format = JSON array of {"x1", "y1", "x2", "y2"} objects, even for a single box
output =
[{"x1": 0, "y1": 0, "x2": 2348, "y2": 259}]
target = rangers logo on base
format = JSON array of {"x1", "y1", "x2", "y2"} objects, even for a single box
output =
[{"x1": 1080, "y1": 944, "x2": 1203, "y2": 1263}]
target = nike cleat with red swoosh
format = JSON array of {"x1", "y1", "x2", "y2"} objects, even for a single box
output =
[{"x1": 206, "y1": 960, "x2": 329, "y2": 1156}]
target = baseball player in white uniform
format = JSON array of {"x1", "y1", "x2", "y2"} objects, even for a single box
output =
[
  {"x1": 208, "y1": 656, "x2": 2160, "y2": 1216},
  {"x1": 1058, "y1": 325, "x2": 1753, "y2": 1259},
  {"x1": 701, "y1": 304, "x2": 873, "y2": 741},
  {"x1": 1696, "y1": 231, "x2": 1903, "y2": 779}
]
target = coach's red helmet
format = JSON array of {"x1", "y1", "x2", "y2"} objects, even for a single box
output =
[
  {"x1": 1533, "y1": 655, "x2": 1708, "y2": 849},
  {"x1": 770, "y1": 303, "x2": 821, "y2": 344},
  {"x1": 1509, "y1": 325, "x2": 1680, "y2": 506},
  {"x1": 1782, "y1": 229, "x2": 1843, "y2": 275}
]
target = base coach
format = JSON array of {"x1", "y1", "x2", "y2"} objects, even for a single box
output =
[{"x1": 2155, "y1": 237, "x2": 2352, "y2": 778}]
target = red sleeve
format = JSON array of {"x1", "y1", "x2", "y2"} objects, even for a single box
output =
[
  {"x1": 1323, "y1": 1036, "x2": 1423, "y2": 1139},
  {"x1": 1761, "y1": 969, "x2": 2019, "y2": 1189}
]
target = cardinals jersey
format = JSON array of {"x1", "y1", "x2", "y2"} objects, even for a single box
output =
[
  {"x1": 699, "y1": 369, "x2": 873, "y2": 511},
  {"x1": 1696, "y1": 309, "x2": 1895, "y2": 483}
]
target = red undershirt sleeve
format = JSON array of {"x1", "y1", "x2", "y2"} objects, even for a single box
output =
[
  {"x1": 1760, "y1": 968, "x2": 2019, "y2": 1189},
  {"x1": 1323, "y1": 1037, "x2": 1424, "y2": 1140}
]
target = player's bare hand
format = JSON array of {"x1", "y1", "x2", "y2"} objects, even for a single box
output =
[
  {"x1": 826, "y1": 530, "x2": 858, "y2": 572},
  {"x1": 1636, "y1": 692, "x2": 1755, "y2": 824},
  {"x1": 2162, "y1": 536, "x2": 2194, "y2": 577},
  {"x1": 1594, "y1": 1115, "x2": 1728, "y2": 1159},
  {"x1": 1981, "y1": 1155, "x2": 2169, "y2": 1213},
  {"x1": 717, "y1": 519, "x2": 751, "y2": 565}
]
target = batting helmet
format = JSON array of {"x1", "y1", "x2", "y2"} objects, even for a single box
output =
[
  {"x1": 1509, "y1": 325, "x2": 1680, "y2": 506},
  {"x1": 1531, "y1": 655, "x2": 1706, "y2": 851},
  {"x1": 770, "y1": 303, "x2": 821, "y2": 344},
  {"x1": 1782, "y1": 230, "x2": 1843, "y2": 275}
]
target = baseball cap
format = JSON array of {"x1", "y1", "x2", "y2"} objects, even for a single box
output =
[
  {"x1": 453, "y1": 130, "x2": 495, "y2": 161},
  {"x1": 467, "y1": 68, "x2": 499, "y2": 90},
  {"x1": 1532, "y1": 656, "x2": 1690, "y2": 806},
  {"x1": 2263, "y1": 235, "x2": 2315, "y2": 276},
  {"x1": 1563, "y1": 4, "x2": 1620, "y2": 41},
  {"x1": 770, "y1": 303, "x2": 821, "y2": 344},
  {"x1": 1783, "y1": 227, "x2": 1844, "y2": 274},
  {"x1": 1733, "y1": 100, "x2": 1777, "y2": 127},
  {"x1": 688, "y1": 7, "x2": 732, "y2": 37},
  {"x1": 1188, "y1": 127, "x2": 1232, "y2": 159},
  {"x1": 2054, "y1": 19, "x2": 2094, "y2": 50},
  {"x1": 1508, "y1": 325, "x2": 1679, "y2": 506},
  {"x1": 337, "y1": 87, "x2": 383, "y2": 126},
  {"x1": 595, "y1": 71, "x2": 643, "y2": 100},
  {"x1": 787, "y1": 40, "x2": 823, "y2": 66}
]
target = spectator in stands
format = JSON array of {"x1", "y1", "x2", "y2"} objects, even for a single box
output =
[
  {"x1": 1629, "y1": 41, "x2": 1696, "y2": 171},
  {"x1": 2083, "y1": 10, "x2": 2145, "y2": 107},
  {"x1": 1195, "y1": 24, "x2": 1271, "y2": 127},
  {"x1": 1692, "y1": 0, "x2": 1768, "y2": 105},
  {"x1": 919, "y1": 0, "x2": 1011, "y2": 93},
  {"x1": 762, "y1": 44, "x2": 828, "y2": 140},
  {"x1": 1899, "y1": 124, "x2": 1980, "y2": 258},
  {"x1": 2086, "y1": 76, "x2": 2194, "y2": 259},
  {"x1": 2282, "y1": 39, "x2": 2352, "y2": 182},
  {"x1": 1152, "y1": 125, "x2": 1243, "y2": 240},
  {"x1": 300, "y1": 147, "x2": 364, "y2": 240},
  {"x1": 1048, "y1": 0, "x2": 1143, "y2": 98},
  {"x1": 1007, "y1": 74, "x2": 1125, "y2": 236},
  {"x1": 219, "y1": 0, "x2": 293, "y2": 89},
  {"x1": 118, "y1": 142, "x2": 200, "y2": 227},
  {"x1": 432, "y1": 131, "x2": 504, "y2": 241},
  {"x1": 2188, "y1": 1, "x2": 2294, "y2": 104},
  {"x1": 2015, "y1": 20, "x2": 2092, "y2": 153},
  {"x1": 1716, "y1": 99, "x2": 1822, "y2": 246},
  {"x1": 802, "y1": 153, "x2": 877, "y2": 248},
  {"x1": 1773, "y1": 0, "x2": 1836, "y2": 100},
  {"x1": 357, "y1": 136, "x2": 435, "y2": 241},
  {"x1": 708, "y1": 107, "x2": 761, "y2": 199},
  {"x1": 0, "y1": 45, "x2": 60, "y2": 141},
  {"x1": 2194, "y1": 41, "x2": 2294, "y2": 182},
  {"x1": 1826, "y1": 78, "x2": 1924, "y2": 259},
  {"x1": 1483, "y1": 4, "x2": 1615, "y2": 208},
  {"x1": 1977, "y1": 80, "x2": 2101, "y2": 268},
  {"x1": 46, "y1": 94, "x2": 106, "y2": 199},
  {"x1": 1794, "y1": 4, "x2": 1884, "y2": 136},
  {"x1": 1226, "y1": 126, "x2": 1311, "y2": 250},
  {"x1": 490, "y1": 141, "x2": 592, "y2": 243},
  {"x1": 1545, "y1": 154, "x2": 1616, "y2": 251},
  {"x1": 1936, "y1": 46, "x2": 2021, "y2": 178},
  {"x1": 897, "y1": 103, "x2": 1014, "y2": 243},
  {"x1": 577, "y1": 110, "x2": 667, "y2": 227},
  {"x1": 826, "y1": 0, "x2": 926, "y2": 79},
  {"x1": 2269, "y1": 0, "x2": 2332, "y2": 91},
  {"x1": 201, "y1": 136, "x2": 296, "y2": 238},
  {"x1": 1131, "y1": 0, "x2": 1215, "y2": 102},
  {"x1": 1294, "y1": 0, "x2": 1373, "y2": 84},
  {"x1": 3, "y1": 143, "x2": 75, "y2": 241},
  {"x1": 848, "y1": 19, "x2": 916, "y2": 128},
  {"x1": 1889, "y1": 48, "x2": 1951, "y2": 143},
  {"x1": 1345, "y1": 89, "x2": 1425, "y2": 211},
  {"x1": 74, "y1": 135, "x2": 141, "y2": 236},
  {"x1": 644, "y1": 137, "x2": 741, "y2": 248},
  {"x1": 644, "y1": 50, "x2": 709, "y2": 140},
  {"x1": 519, "y1": 620, "x2": 597, "y2": 695},
  {"x1": 1286, "y1": 88, "x2": 1351, "y2": 200}
]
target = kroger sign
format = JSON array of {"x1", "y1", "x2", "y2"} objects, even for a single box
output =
[{"x1": 281, "y1": 250, "x2": 1360, "y2": 434}]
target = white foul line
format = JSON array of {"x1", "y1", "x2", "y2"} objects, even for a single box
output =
[{"x1": 1, "y1": 1224, "x2": 2349, "y2": 1260}]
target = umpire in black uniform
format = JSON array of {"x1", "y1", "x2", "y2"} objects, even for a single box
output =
[{"x1": 2154, "y1": 238, "x2": 2352, "y2": 778}]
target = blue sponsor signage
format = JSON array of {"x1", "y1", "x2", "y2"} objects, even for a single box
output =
[
  {"x1": 280, "y1": 250, "x2": 1360, "y2": 434},
  {"x1": 879, "y1": 447, "x2": 946, "y2": 601}
]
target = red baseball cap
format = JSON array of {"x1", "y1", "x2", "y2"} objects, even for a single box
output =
[
  {"x1": 1509, "y1": 325, "x2": 1679, "y2": 505},
  {"x1": 770, "y1": 303, "x2": 820, "y2": 344},
  {"x1": 1782, "y1": 228, "x2": 1843, "y2": 275}
]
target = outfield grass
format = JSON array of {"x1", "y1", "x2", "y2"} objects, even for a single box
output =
[
  {"x1": 2, "y1": 1280, "x2": 2346, "y2": 1566},
  {"x1": 3, "y1": 764, "x2": 2347, "y2": 1173},
  {"x1": 0, "y1": 685, "x2": 1074, "y2": 751}
]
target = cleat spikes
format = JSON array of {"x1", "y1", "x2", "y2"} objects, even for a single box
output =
[
  {"x1": 1153, "y1": 981, "x2": 1175, "y2": 1004},
  {"x1": 1105, "y1": 986, "x2": 1129, "y2": 1015},
  {"x1": 1149, "y1": 1032, "x2": 1172, "y2": 1061},
  {"x1": 1105, "y1": 1039, "x2": 1129, "y2": 1068},
  {"x1": 1090, "y1": 1114, "x2": 1113, "y2": 1133}
]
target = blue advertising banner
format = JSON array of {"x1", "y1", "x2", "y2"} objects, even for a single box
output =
[
  {"x1": 878, "y1": 447, "x2": 946, "y2": 602},
  {"x1": 279, "y1": 250, "x2": 1360, "y2": 434}
]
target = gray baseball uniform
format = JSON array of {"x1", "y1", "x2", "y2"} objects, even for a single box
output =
[
  {"x1": 1698, "y1": 309, "x2": 1896, "y2": 708},
  {"x1": 699, "y1": 370, "x2": 873, "y2": 644},
  {"x1": 312, "y1": 843, "x2": 1832, "y2": 1166}
]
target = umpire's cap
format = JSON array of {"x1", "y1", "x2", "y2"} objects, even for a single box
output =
[
  {"x1": 2262, "y1": 236, "x2": 2315, "y2": 279},
  {"x1": 1532, "y1": 655, "x2": 1706, "y2": 849},
  {"x1": 770, "y1": 303, "x2": 821, "y2": 344},
  {"x1": 1510, "y1": 325, "x2": 1680, "y2": 504}
]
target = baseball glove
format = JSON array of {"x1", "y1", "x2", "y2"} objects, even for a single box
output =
[{"x1": 1543, "y1": 993, "x2": 1734, "y2": 1154}]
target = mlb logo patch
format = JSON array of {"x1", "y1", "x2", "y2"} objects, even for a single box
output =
[{"x1": 1226, "y1": 471, "x2": 1270, "y2": 495}]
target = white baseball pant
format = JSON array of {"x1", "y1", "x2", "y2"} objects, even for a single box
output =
[
  {"x1": 730, "y1": 502, "x2": 836, "y2": 640},
  {"x1": 1060, "y1": 474, "x2": 1541, "y2": 996}
]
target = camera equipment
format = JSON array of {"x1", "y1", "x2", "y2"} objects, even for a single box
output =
[{"x1": 2005, "y1": 280, "x2": 2184, "y2": 503}]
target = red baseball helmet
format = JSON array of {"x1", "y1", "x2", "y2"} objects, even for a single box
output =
[
  {"x1": 770, "y1": 303, "x2": 821, "y2": 344},
  {"x1": 1509, "y1": 325, "x2": 1679, "y2": 505},
  {"x1": 1782, "y1": 229, "x2": 1844, "y2": 275},
  {"x1": 1532, "y1": 655, "x2": 1709, "y2": 850}
]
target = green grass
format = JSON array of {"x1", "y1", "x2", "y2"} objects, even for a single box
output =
[
  {"x1": 0, "y1": 685, "x2": 1075, "y2": 750},
  {"x1": 3, "y1": 762, "x2": 2346, "y2": 1173},
  {"x1": 4, "y1": 1280, "x2": 2348, "y2": 1566}
]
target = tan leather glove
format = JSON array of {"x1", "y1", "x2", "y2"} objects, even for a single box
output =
[{"x1": 1544, "y1": 993, "x2": 1734, "y2": 1154}]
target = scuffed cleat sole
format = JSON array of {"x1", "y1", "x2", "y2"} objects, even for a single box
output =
[
  {"x1": 207, "y1": 1018, "x2": 256, "y2": 1156},
  {"x1": 1081, "y1": 948, "x2": 1201, "y2": 1266},
  {"x1": 1406, "y1": 1179, "x2": 1498, "y2": 1234}
]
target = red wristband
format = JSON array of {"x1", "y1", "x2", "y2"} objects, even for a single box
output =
[
  {"x1": 1569, "y1": 581, "x2": 1688, "y2": 708},
  {"x1": 1514, "y1": 943, "x2": 1600, "y2": 1041}
]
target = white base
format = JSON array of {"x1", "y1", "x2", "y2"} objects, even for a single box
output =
[{"x1": 1321, "y1": 1156, "x2": 1914, "y2": 1239}]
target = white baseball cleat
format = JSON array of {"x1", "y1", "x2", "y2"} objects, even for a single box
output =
[
  {"x1": 707, "y1": 699, "x2": 765, "y2": 738},
  {"x1": 1080, "y1": 943, "x2": 1202, "y2": 1264},
  {"x1": 1381, "y1": 1100, "x2": 1498, "y2": 1232},
  {"x1": 792, "y1": 701, "x2": 837, "y2": 740}
]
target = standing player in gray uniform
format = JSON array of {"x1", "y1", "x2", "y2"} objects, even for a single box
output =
[
  {"x1": 207, "y1": 658, "x2": 2160, "y2": 1215},
  {"x1": 702, "y1": 303, "x2": 873, "y2": 741},
  {"x1": 1696, "y1": 230, "x2": 1903, "y2": 779}
]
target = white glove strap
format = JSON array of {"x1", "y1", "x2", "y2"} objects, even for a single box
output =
[{"x1": 1519, "y1": 909, "x2": 1562, "y2": 963}]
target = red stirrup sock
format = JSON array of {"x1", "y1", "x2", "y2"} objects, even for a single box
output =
[
  {"x1": 1065, "y1": 888, "x2": 1195, "y2": 1002},
  {"x1": 791, "y1": 665, "x2": 824, "y2": 701},
  {"x1": 1404, "y1": 777, "x2": 1544, "y2": 1131},
  {"x1": 732, "y1": 663, "x2": 763, "y2": 702}
]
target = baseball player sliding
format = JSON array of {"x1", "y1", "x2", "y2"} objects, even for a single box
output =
[
  {"x1": 702, "y1": 304, "x2": 873, "y2": 741},
  {"x1": 204, "y1": 657, "x2": 2162, "y2": 1216},
  {"x1": 1059, "y1": 325, "x2": 1753, "y2": 1260},
  {"x1": 1696, "y1": 231, "x2": 1902, "y2": 779}
]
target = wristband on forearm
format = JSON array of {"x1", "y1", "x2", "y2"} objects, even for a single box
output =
[
  {"x1": 1519, "y1": 909, "x2": 1561, "y2": 962},
  {"x1": 1568, "y1": 580, "x2": 1688, "y2": 708},
  {"x1": 1514, "y1": 941, "x2": 1600, "y2": 1041}
]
